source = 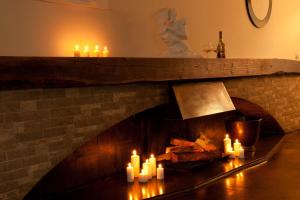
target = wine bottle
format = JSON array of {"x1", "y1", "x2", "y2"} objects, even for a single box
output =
[{"x1": 216, "y1": 31, "x2": 226, "y2": 58}]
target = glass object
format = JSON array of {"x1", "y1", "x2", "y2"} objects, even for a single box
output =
[{"x1": 202, "y1": 42, "x2": 217, "y2": 58}]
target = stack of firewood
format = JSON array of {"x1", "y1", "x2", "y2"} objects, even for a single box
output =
[{"x1": 157, "y1": 135, "x2": 219, "y2": 163}]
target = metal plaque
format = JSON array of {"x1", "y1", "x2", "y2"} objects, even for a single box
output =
[{"x1": 173, "y1": 82, "x2": 235, "y2": 120}]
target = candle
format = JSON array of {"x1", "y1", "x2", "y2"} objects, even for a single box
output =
[
  {"x1": 223, "y1": 134, "x2": 232, "y2": 153},
  {"x1": 149, "y1": 154, "x2": 157, "y2": 176},
  {"x1": 83, "y1": 45, "x2": 90, "y2": 57},
  {"x1": 102, "y1": 46, "x2": 109, "y2": 57},
  {"x1": 157, "y1": 164, "x2": 164, "y2": 180},
  {"x1": 131, "y1": 150, "x2": 140, "y2": 178},
  {"x1": 139, "y1": 169, "x2": 148, "y2": 183},
  {"x1": 126, "y1": 163, "x2": 134, "y2": 183},
  {"x1": 74, "y1": 44, "x2": 80, "y2": 57},
  {"x1": 234, "y1": 139, "x2": 241, "y2": 157},
  {"x1": 142, "y1": 159, "x2": 152, "y2": 179},
  {"x1": 239, "y1": 147, "x2": 245, "y2": 159},
  {"x1": 228, "y1": 147, "x2": 235, "y2": 158},
  {"x1": 94, "y1": 45, "x2": 100, "y2": 57}
]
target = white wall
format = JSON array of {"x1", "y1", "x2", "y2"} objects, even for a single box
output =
[{"x1": 0, "y1": 0, "x2": 300, "y2": 58}]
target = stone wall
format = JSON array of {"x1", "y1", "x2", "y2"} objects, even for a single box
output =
[
  {"x1": 0, "y1": 83, "x2": 169, "y2": 200},
  {"x1": 1, "y1": 74, "x2": 300, "y2": 200},
  {"x1": 224, "y1": 75, "x2": 300, "y2": 133}
]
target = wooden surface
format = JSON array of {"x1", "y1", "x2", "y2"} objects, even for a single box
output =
[
  {"x1": 168, "y1": 132, "x2": 300, "y2": 200},
  {"x1": 0, "y1": 57, "x2": 300, "y2": 89},
  {"x1": 24, "y1": 135, "x2": 284, "y2": 200}
]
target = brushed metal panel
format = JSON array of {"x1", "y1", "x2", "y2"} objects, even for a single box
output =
[{"x1": 173, "y1": 82, "x2": 235, "y2": 120}]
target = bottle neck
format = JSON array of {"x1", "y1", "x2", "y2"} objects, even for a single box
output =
[{"x1": 219, "y1": 31, "x2": 223, "y2": 42}]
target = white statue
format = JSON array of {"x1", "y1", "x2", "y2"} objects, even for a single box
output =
[{"x1": 154, "y1": 8, "x2": 199, "y2": 57}]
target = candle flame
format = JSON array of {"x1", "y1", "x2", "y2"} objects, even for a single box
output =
[
  {"x1": 151, "y1": 154, "x2": 154, "y2": 158},
  {"x1": 132, "y1": 150, "x2": 136, "y2": 155},
  {"x1": 158, "y1": 164, "x2": 162, "y2": 168},
  {"x1": 235, "y1": 139, "x2": 239, "y2": 143},
  {"x1": 146, "y1": 159, "x2": 149, "y2": 163},
  {"x1": 225, "y1": 134, "x2": 229, "y2": 138},
  {"x1": 128, "y1": 163, "x2": 131, "y2": 167},
  {"x1": 103, "y1": 46, "x2": 108, "y2": 51},
  {"x1": 84, "y1": 45, "x2": 89, "y2": 52},
  {"x1": 75, "y1": 44, "x2": 80, "y2": 51}
]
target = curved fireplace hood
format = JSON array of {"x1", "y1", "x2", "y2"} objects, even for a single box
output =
[{"x1": 173, "y1": 81, "x2": 236, "y2": 119}]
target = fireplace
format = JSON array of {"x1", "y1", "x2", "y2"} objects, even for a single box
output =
[{"x1": 24, "y1": 81, "x2": 284, "y2": 200}]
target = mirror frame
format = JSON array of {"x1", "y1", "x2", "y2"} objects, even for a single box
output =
[{"x1": 246, "y1": 0, "x2": 272, "y2": 28}]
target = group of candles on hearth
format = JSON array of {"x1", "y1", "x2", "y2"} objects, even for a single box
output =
[
  {"x1": 74, "y1": 44, "x2": 109, "y2": 57},
  {"x1": 126, "y1": 150, "x2": 164, "y2": 183},
  {"x1": 223, "y1": 134, "x2": 244, "y2": 159}
]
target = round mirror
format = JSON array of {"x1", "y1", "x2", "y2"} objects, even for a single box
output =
[{"x1": 246, "y1": 0, "x2": 272, "y2": 28}]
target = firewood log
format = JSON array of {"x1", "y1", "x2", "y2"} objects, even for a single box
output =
[
  {"x1": 166, "y1": 146, "x2": 204, "y2": 153},
  {"x1": 195, "y1": 135, "x2": 217, "y2": 152},
  {"x1": 170, "y1": 151, "x2": 219, "y2": 163},
  {"x1": 170, "y1": 138, "x2": 195, "y2": 147}
]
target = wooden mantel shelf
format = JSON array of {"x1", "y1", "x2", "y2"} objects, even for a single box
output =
[{"x1": 0, "y1": 57, "x2": 300, "y2": 89}]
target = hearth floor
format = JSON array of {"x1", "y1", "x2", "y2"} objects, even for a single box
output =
[
  {"x1": 167, "y1": 131, "x2": 300, "y2": 200},
  {"x1": 44, "y1": 134, "x2": 284, "y2": 200}
]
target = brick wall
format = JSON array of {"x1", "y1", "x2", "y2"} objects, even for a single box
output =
[
  {"x1": 224, "y1": 75, "x2": 300, "y2": 133},
  {"x1": 0, "y1": 83, "x2": 168, "y2": 200},
  {"x1": 0, "y1": 74, "x2": 300, "y2": 200}
]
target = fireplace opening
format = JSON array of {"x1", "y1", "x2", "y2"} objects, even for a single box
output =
[{"x1": 24, "y1": 87, "x2": 284, "y2": 200}]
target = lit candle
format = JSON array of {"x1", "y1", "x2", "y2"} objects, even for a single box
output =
[
  {"x1": 126, "y1": 163, "x2": 134, "y2": 183},
  {"x1": 149, "y1": 154, "x2": 157, "y2": 176},
  {"x1": 131, "y1": 150, "x2": 140, "y2": 178},
  {"x1": 102, "y1": 46, "x2": 109, "y2": 57},
  {"x1": 157, "y1": 164, "x2": 164, "y2": 180},
  {"x1": 224, "y1": 134, "x2": 232, "y2": 153},
  {"x1": 239, "y1": 147, "x2": 245, "y2": 159},
  {"x1": 94, "y1": 45, "x2": 100, "y2": 57},
  {"x1": 234, "y1": 139, "x2": 241, "y2": 157},
  {"x1": 142, "y1": 159, "x2": 152, "y2": 179},
  {"x1": 83, "y1": 45, "x2": 90, "y2": 57},
  {"x1": 228, "y1": 146, "x2": 235, "y2": 158},
  {"x1": 74, "y1": 44, "x2": 80, "y2": 57},
  {"x1": 139, "y1": 169, "x2": 149, "y2": 183}
]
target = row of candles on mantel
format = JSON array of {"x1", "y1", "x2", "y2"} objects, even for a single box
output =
[
  {"x1": 74, "y1": 45, "x2": 109, "y2": 57},
  {"x1": 126, "y1": 150, "x2": 164, "y2": 183},
  {"x1": 223, "y1": 134, "x2": 245, "y2": 159}
]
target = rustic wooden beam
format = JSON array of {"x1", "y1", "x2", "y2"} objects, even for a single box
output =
[{"x1": 0, "y1": 57, "x2": 299, "y2": 89}]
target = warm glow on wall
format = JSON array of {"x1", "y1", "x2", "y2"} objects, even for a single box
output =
[
  {"x1": 73, "y1": 44, "x2": 110, "y2": 57},
  {"x1": 54, "y1": 21, "x2": 110, "y2": 57}
]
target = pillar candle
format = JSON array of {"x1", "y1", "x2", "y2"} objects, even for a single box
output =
[
  {"x1": 74, "y1": 45, "x2": 80, "y2": 57},
  {"x1": 239, "y1": 147, "x2": 245, "y2": 159},
  {"x1": 83, "y1": 45, "x2": 90, "y2": 57},
  {"x1": 102, "y1": 46, "x2": 109, "y2": 57},
  {"x1": 228, "y1": 147, "x2": 235, "y2": 158},
  {"x1": 126, "y1": 163, "x2": 134, "y2": 183},
  {"x1": 157, "y1": 164, "x2": 164, "y2": 180},
  {"x1": 149, "y1": 154, "x2": 156, "y2": 176},
  {"x1": 142, "y1": 159, "x2": 152, "y2": 179},
  {"x1": 223, "y1": 134, "x2": 232, "y2": 153},
  {"x1": 131, "y1": 150, "x2": 140, "y2": 178},
  {"x1": 139, "y1": 169, "x2": 148, "y2": 183},
  {"x1": 234, "y1": 139, "x2": 241, "y2": 157},
  {"x1": 94, "y1": 45, "x2": 100, "y2": 57}
]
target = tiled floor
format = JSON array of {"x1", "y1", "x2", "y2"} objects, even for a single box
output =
[{"x1": 170, "y1": 132, "x2": 300, "y2": 200}]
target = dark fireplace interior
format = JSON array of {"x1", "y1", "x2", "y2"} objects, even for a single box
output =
[{"x1": 25, "y1": 89, "x2": 284, "y2": 200}]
